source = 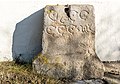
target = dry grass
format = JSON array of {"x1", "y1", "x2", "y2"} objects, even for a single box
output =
[
  {"x1": 0, "y1": 61, "x2": 63, "y2": 84},
  {"x1": 0, "y1": 61, "x2": 119, "y2": 84}
]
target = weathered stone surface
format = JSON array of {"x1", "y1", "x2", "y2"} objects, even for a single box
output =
[
  {"x1": 70, "y1": 79, "x2": 107, "y2": 84},
  {"x1": 33, "y1": 5, "x2": 104, "y2": 80}
]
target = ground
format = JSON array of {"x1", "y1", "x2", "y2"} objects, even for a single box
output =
[
  {"x1": 0, "y1": 61, "x2": 63, "y2": 84},
  {"x1": 0, "y1": 61, "x2": 119, "y2": 84},
  {"x1": 103, "y1": 61, "x2": 120, "y2": 83}
]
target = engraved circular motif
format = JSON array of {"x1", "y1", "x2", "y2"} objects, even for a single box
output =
[
  {"x1": 49, "y1": 11, "x2": 58, "y2": 21},
  {"x1": 70, "y1": 10, "x2": 78, "y2": 21},
  {"x1": 45, "y1": 24, "x2": 94, "y2": 36},
  {"x1": 68, "y1": 25, "x2": 77, "y2": 34},
  {"x1": 60, "y1": 16, "x2": 69, "y2": 24},
  {"x1": 58, "y1": 26, "x2": 66, "y2": 35},
  {"x1": 46, "y1": 26, "x2": 55, "y2": 35},
  {"x1": 80, "y1": 10, "x2": 89, "y2": 20}
]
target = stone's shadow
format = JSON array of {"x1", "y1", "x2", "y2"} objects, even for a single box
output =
[{"x1": 12, "y1": 8, "x2": 44, "y2": 63}]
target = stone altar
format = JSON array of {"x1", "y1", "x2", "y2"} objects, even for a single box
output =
[{"x1": 33, "y1": 5, "x2": 104, "y2": 80}]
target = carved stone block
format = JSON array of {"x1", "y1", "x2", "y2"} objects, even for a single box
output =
[{"x1": 33, "y1": 5, "x2": 104, "y2": 80}]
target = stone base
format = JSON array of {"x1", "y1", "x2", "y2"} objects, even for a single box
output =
[{"x1": 33, "y1": 53, "x2": 104, "y2": 80}]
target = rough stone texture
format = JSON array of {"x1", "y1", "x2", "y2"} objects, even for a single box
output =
[
  {"x1": 70, "y1": 79, "x2": 107, "y2": 84},
  {"x1": 33, "y1": 5, "x2": 104, "y2": 80}
]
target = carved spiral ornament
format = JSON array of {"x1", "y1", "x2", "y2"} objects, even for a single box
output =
[
  {"x1": 79, "y1": 10, "x2": 89, "y2": 20},
  {"x1": 49, "y1": 11, "x2": 58, "y2": 21}
]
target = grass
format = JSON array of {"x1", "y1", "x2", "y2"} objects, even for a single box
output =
[
  {"x1": 0, "y1": 61, "x2": 119, "y2": 84},
  {"x1": 0, "y1": 61, "x2": 63, "y2": 84}
]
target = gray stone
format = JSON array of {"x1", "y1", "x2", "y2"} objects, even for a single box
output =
[
  {"x1": 33, "y1": 5, "x2": 104, "y2": 80},
  {"x1": 70, "y1": 79, "x2": 106, "y2": 84},
  {"x1": 12, "y1": 9, "x2": 44, "y2": 63}
]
